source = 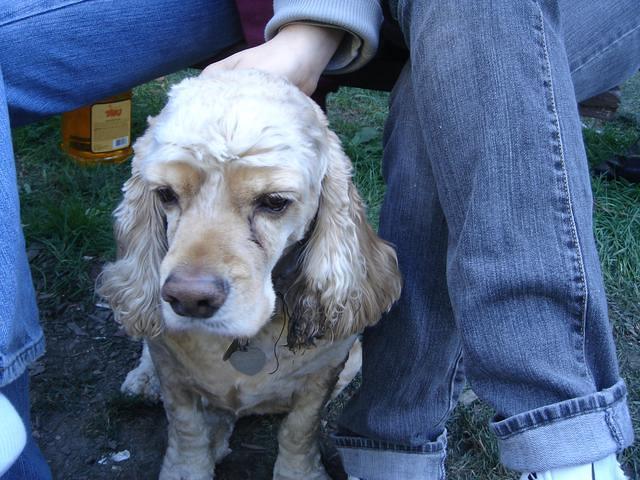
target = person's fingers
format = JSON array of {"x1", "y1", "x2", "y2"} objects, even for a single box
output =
[
  {"x1": 200, "y1": 46, "x2": 312, "y2": 93},
  {"x1": 201, "y1": 55, "x2": 238, "y2": 76}
]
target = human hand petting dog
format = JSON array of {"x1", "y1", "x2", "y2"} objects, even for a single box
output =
[{"x1": 201, "y1": 23, "x2": 343, "y2": 95}]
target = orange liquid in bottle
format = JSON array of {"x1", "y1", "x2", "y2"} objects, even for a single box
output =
[{"x1": 61, "y1": 91, "x2": 133, "y2": 165}]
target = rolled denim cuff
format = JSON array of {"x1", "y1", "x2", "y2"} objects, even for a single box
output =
[
  {"x1": 332, "y1": 429, "x2": 447, "y2": 480},
  {"x1": 0, "y1": 333, "x2": 44, "y2": 387},
  {"x1": 491, "y1": 379, "x2": 634, "y2": 472}
]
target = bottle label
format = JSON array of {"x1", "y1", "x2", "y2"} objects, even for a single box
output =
[{"x1": 90, "y1": 99, "x2": 132, "y2": 153}]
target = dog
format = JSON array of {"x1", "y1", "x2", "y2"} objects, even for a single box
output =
[{"x1": 98, "y1": 70, "x2": 401, "y2": 480}]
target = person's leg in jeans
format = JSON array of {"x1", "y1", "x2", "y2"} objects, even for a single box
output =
[
  {"x1": 1, "y1": 0, "x2": 242, "y2": 126},
  {"x1": 333, "y1": 62, "x2": 463, "y2": 480},
  {"x1": 334, "y1": 1, "x2": 639, "y2": 478},
  {"x1": 0, "y1": 1, "x2": 242, "y2": 477},
  {"x1": 0, "y1": 61, "x2": 49, "y2": 479}
]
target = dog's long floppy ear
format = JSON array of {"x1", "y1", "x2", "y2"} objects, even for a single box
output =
[
  {"x1": 97, "y1": 127, "x2": 166, "y2": 338},
  {"x1": 285, "y1": 110, "x2": 402, "y2": 349}
]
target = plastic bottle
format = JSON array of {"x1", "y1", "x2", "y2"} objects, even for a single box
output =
[{"x1": 61, "y1": 91, "x2": 133, "y2": 165}]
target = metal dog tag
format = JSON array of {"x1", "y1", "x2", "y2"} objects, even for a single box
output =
[{"x1": 228, "y1": 345, "x2": 267, "y2": 376}]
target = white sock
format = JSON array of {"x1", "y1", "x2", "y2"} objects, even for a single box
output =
[
  {"x1": 593, "y1": 454, "x2": 628, "y2": 479},
  {"x1": 0, "y1": 392, "x2": 27, "y2": 476},
  {"x1": 522, "y1": 453, "x2": 628, "y2": 480}
]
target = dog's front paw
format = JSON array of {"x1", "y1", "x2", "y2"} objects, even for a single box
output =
[
  {"x1": 159, "y1": 462, "x2": 214, "y2": 480},
  {"x1": 273, "y1": 453, "x2": 331, "y2": 480},
  {"x1": 212, "y1": 443, "x2": 231, "y2": 464},
  {"x1": 273, "y1": 467, "x2": 331, "y2": 480},
  {"x1": 120, "y1": 361, "x2": 161, "y2": 401}
]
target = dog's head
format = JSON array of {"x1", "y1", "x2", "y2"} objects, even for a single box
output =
[{"x1": 98, "y1": 70, "x2": 401, "y2": 347}]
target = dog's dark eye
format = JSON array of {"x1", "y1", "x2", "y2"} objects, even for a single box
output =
[
  {"x1": 156, "y1": 187, "x2": 178, "y2": 206},
  {"x1": 256, "y1": 194, "x2": 291, "y2": 213}
]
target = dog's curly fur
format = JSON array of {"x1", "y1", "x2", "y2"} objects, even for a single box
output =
[{"x1": 98, "y1": 70, "x2": 401, "y2": 480}]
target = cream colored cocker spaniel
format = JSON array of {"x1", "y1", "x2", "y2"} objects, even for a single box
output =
[{"x1": 98, "y1": 70, "x2": 401, "y2": 480}]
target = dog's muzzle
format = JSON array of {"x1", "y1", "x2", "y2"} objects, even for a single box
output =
[{"x1": 161, "y1": 267, "x2": 229, "y2": 318}]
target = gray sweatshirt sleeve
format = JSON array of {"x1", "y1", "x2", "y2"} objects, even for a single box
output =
[{"x1": 265, "y1": 0, "x2": 383, "y2": 74}]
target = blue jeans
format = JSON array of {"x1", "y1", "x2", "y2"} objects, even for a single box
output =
[
  {"x1": 0, "y1": 1, "x2": 241, "y2": 477},
  {"x1": 334, "y1": 0, "x2": 639, "y2": 478}
]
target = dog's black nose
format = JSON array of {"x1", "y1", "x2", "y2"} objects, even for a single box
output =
[{"x1": 161, "y1": 270, "x2": 229, "y2": 318}]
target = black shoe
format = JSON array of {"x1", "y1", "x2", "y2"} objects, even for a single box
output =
[
  {"x1": 593, "y1": 154, "x2": 640, "y2": 183},
  {"x1": 593, "y1": 138, "x2": 640, "y2": 184}
]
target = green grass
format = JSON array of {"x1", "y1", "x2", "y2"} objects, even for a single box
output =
[
  {"x1": 15, "y1": 119, "x2": 123, "y2": 305},
  {"x1": 329, "y1": 88, "x2": 388, "y2": 229},
  {"x1": 13, "y1": 72, "x2": 640, "y2": 479}
]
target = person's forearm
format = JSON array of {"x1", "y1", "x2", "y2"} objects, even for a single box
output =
[
  {"x1": 202, "y1": 23, "x2": 343, "y2": 95},
  {"x1": 266, "y1": 0, "x2": 383, "y2": 74},
  {"x1": 269, "y1": 23, "x2": 344, "y2": 89}
]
